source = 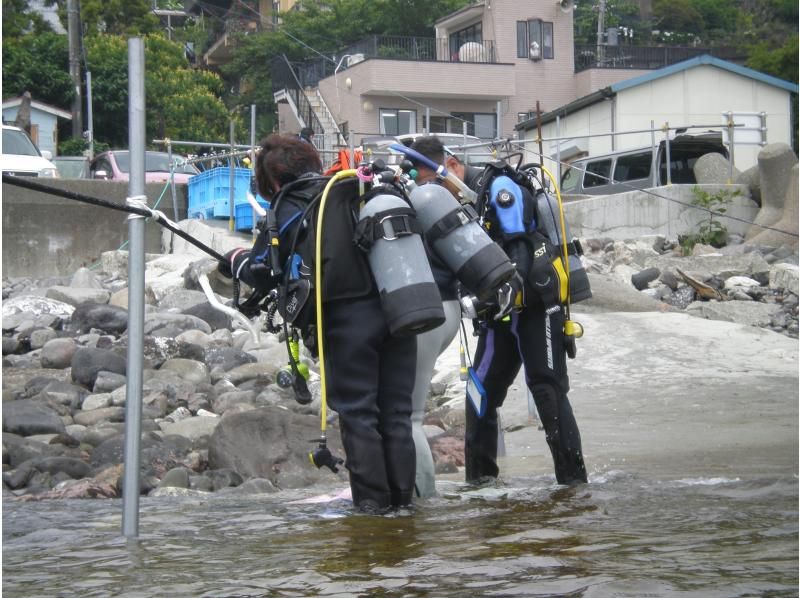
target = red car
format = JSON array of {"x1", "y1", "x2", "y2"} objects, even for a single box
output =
[{"x1": 89, "y1": 150, "x2": 199, "y2": 184}]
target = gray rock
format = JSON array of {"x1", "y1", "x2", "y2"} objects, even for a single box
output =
[
  {"x1": 747, "y1": 143, "x2": 798, "y2": 239},
  {"x1": 72, "y1": 406, "x2": 125, "y2": 426},
  {"x1": 182, "y1": 302, "x2": 233, "y2": 332},
  {"x1": 159, "y1": 358, "x2": 210, "y2": 385},
  {"x1": 2, "y1": 295, "x2": 74, "y2": 319},
  {"x1": 224, "y1": 362, "x2": 279, "y2": 386},
  {"x1": 175, "y1": 329, "x2": 214, "y2": 348},
  {"x1": 70, "y1": 347, "x2": 127, "y2": 388},
  {"x1": 212, "y1": 390, "x2": 257, "y2": 415},
  {"x1": 693, "y1": 153, "x2": 736, "y2": 184},
  {"x1": 29, "y1": 328, "x2": 57, "y2": 350},
  {"x1": 93, "y1": 371, "x2": 127, "y2": 393},
  {"x1": 38, "y1": 381, "x2": 87, "y2": 409},
  {"x1": 216, "y1": 477, "x2": 277, "y2": 495},
  {"x1": 631, "y1": 267, "x2": 660, "y2": 291},
  {"x1": 3, "y1": 399, "x2": 67, "y2": 436},
  {"x1": 145, "y1": 312, "x2": 212, "y2": 338},
  {"x1": 207, "y1": 405, "x2": 344, "y2": 488},
  {"x1": 82, "y1": 393, "x2": 113, "y2": 411},
  {"x1": 158, "y1": 466, "x2": 192, "y2": 489},
  {"x1": 769, "y1": 263, "x2": 799, "y2": 295},
  {"x1": 3, "y1": 337, "x2": 21, "y2": 355},
  {"x1": 39, "y1": 338, "x2": 78, "y2": 369},
  {"x1": 189, "y1": 475, "x2": 215, "y2": 492},
  {"x1": 69, "y1": 302, "x2": 129, "y2": 335},
  {"x1": 35, "y1": 456, "x2": 93, "y2": 479},
  {"x1": 69, "y1": 267, "x2": 104, "y2": 289},
  {"x1": 662, "y1": 286, "x2": 696, "y2": 309},
  {"x1": 158, "y1": 415, "x2": 220, "y2": 445},
  {"x1": 686, "y1": 300, "x2": 783, "y2": 327},
  {"x1": 204, "y1": 346, "x2": 257, "y2": 372},
  {"x1": 735, "y1": 164, "x2": 761, "y2": 205},
  {"x1": 46, "y1": 286, "x2": 111, "y2": 307},
  {"x1": 81, "y1": 426, "x2": 123, "y2": 447},
  {"x1": 157, "y1": 290, "x2": 209, "y2": 311}
]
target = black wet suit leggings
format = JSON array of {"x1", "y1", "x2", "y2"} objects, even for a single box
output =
[
  {"x1": 323, "y1": 294, "x2": 417, "y2": 509},
  {"x1": 465, "y1": 301, "x2": 587, "y2": 485}
]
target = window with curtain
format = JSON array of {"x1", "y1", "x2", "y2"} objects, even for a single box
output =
[{"x1": 516, "y1": 19, "x2": 554, "y2": 60}]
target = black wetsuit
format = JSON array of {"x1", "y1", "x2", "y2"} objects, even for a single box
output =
[{"x1": 233, "y1": 176, "x2": 417, "y2": 509}]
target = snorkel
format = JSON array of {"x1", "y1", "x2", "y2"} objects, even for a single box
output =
[{"x1": 389, "y1": 143, "x2": 478, "y2": 204}]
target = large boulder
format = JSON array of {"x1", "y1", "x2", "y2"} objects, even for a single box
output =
[
  {"x1": 208, "y1": 405, "x2": 344, "y2": 489},
  {"x1": 69, "y1": 302, "x2": 129, "y2": 335},
  {"x1": 71, "y1": 347, "x2": 127, "y2": 388},
  {"x1": 747, "y1": 143, "x2": 798, "y2": 240},
  {"x1": 2, "y1": 399, "x2": 67, "y2": 436},
  {"x1": 748, "y1": 163, "x2": 798, "y2": 249}
]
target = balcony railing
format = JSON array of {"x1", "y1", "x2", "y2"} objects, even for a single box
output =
[
  {"x1": 292, "y1": 35, "x2": 498, "y2": 88},
  {"x1": 574, "y1": 44, "x2": 745, "y2": 72}
]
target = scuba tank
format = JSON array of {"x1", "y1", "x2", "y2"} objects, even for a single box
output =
[
  {"x1": 356, "y1": 193, "x2": 445, "y2": 336},
  {"x1": 532, "y1": 189, "x2": 592, "y2": 303},
  {"x1": 408, "y1": 184, "x2": 515, "y2": 301}
]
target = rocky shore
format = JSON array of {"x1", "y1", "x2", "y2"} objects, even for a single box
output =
[{"x1": 2, "y1": 231, "x2": 797, "y2": 501}]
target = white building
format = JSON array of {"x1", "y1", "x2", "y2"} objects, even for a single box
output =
[{"x1": 517, "y1": 55, "x2": 798, "y2": 174}]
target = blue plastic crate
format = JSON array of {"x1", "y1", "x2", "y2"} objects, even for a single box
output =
[
  {"x1": 188, "y1": 167, "x2": 253, "y2": 220},
  {"x1": 235, "y1": 198, "x2": 270, "y2": 231}
]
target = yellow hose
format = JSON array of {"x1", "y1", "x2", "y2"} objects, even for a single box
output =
[
  {"x1": 539, "y1": 165, "x2": 571, "y2": 311},
  {"x1": 314, "y1": 169, "x2": 357, "y2": 433}
]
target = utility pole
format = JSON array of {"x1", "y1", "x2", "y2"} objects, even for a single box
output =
[
  {"x1": 595, "y1": 0, "x2": 606, "y2": 66},
  {"x1": 68, "y1": 0, "x2": 83, "y2": 139}
]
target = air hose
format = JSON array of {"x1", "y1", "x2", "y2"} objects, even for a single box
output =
[{"x1": 307, "y1": 169, "x2": 358, "y2": 473}]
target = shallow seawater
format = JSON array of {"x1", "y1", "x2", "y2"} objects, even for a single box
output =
[{"x1": 3, "y1": 468, "x2": 797, "y2": 597}]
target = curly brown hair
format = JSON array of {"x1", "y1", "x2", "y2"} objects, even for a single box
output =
[{"x1": 254, "y1": 133, "x2": 322, "y2": 199}]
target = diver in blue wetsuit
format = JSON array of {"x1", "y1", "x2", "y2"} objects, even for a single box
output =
[{"x1": 409, "y1": 136, "x2": 587, "y2": 487}]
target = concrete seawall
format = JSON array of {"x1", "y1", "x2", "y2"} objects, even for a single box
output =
[
  {"x1": 3, "y1": 181, "x2": 761, "y2": 279},
  {"x1": 2, "y1": 180, "x2": 188, "y2": 278}
]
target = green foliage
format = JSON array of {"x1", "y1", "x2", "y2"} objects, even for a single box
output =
[
  {"x1": 49, "y1": 0, "x2": 160, "y2": 36},
  {"x1": 681, "y1": 186, "x2": 741, "y2": 253},
  {"x1": 83, "y1": 34, "x2": 230, "y2": 149},
  {"x1": 3, "y1": 0, "x2": 54, "y2": 36},
  {"x1": 746, "y1": 35, "x2": 799, "y2": 84},
  {"x1": 2, "y1": 32, "x2": 73, "y2": 105}
]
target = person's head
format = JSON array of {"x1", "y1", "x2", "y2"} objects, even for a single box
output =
[
  {"x1": 408, "y1": 136, "x2": 466, "y2": 198},
  {"x1": 254, "y1": 133, "x2": 322, "y2": 199},
  {"x1": 299, "y1": 126, "x2": 314, "y2": 142}
]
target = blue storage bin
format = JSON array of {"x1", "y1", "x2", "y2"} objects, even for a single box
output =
[
  {"x1": 188, "y1": 167, "x2": 253, "y2": 220},
  {"x1": 235, "y1": 198, "x2": 270, "y2": 231}
]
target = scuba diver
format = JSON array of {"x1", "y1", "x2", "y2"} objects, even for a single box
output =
[
  {"x1": 218, "y1": 134, "x2": 428, "y2": 514},
  {"x1": 407, "y1": 136, "x2": 588, "y2": 487}
]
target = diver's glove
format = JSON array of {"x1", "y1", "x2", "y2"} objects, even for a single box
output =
[
  {"x1": 494, "y1": 272, "x2": 525, "y2": 321},
  {"x1": 218, "y1": 248, "x2": 248, "y2": 279}
]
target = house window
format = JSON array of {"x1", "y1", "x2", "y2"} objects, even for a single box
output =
[
  {"x1": 451, "y1": 112, "x2": 497, "y2": 139},
  {"x1": 517, "y1": 19, "x2": 554, "y2": 60},
  {"x1": 449, "y1": 22, "x2": 482, "y2": 59},
  {"x1": 380, "y1": 109, "x2": 417, "y2": 136}
]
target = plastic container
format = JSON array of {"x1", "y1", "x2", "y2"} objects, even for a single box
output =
[
  {"x1": 235, "y1": 199, "x2": 269, "y2": 231},
  {"x1": 188, "y1": 167, "x2": 253, "y2": 219}
]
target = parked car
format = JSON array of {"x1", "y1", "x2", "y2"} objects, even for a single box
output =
[
  {"x1": 1, "y1": 124, "x2": 59, "y2": 178},
  {"x1": 52, "y1": 155, "x2": 90, "y2": 179},
  {"x1": 559, "y1": 132, "x2": 729, "y2": 196},
  {"x1": 89, "y1": 150, "x2": 199, "y2": 183}
]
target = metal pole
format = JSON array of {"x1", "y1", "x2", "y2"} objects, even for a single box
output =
[
  {"x1": 250, "y1": 104, "x2": 257, "y2": 237},
  {"x1": 496, "y1": 100, "x2": 502, "y2": 140},
  {"x1": 663, "y1": 121, "x2": 671, "y2": 185},
  {"x1": 555, "y1": 115, "x2": 561, "y2": 183},
  {"x1": 425, "y1": 107, "x2": 430, "y2": 134},
  {"x1": 229, "y1": 119, "x2": 235, "y2": 230},
  {"x1": 122, "y1": 37, "x2": 146, "y2": 539},
  {"x1": 536, "y1": 101, "x2": 543, "y2": 169},
  {"x1": 462, "y1": 121, "x2": 468, "y2": 163},
  {"x1": 168, "y1": 140, "x2": 178, "y2": 220},
  {"x1": 650, "y1": 120, "x2": 657, "y2": 187},
  {"x1": 726, "y1": 111, "x2": 735, "y2": 184},
  {"x1": 348, "y1": 131, "x2": 355, "y2": 169},
  {"x1": 86, "y1": 71, "x2": 94, "y2": 160}
]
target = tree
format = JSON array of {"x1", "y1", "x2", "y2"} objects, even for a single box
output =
[
  {"x1": 83, "y1": 34, "x2": 231, "y2": 149},
  {"x1": 3, "y1": 0, "x2": 54, "y2": 36},
  {"x1": 2, "y1": 32, "x2": 73, "y2": 106},
  {"x1": 47, "y1": 0, "x2": 160, "y2": 36}
]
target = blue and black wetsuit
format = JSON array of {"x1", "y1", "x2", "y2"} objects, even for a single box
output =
[{"x1": 466, "y1": 172, "x2": 587, "y2": 486}]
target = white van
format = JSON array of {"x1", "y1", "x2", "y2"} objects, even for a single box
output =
[
  {"x1": 560, "y1": 133, "x2": 728, "y2": 196},
  {"x1": 1, "y1": 124, "x2": 59, "y2": 178}
]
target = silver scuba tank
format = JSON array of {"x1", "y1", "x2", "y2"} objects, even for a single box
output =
[
  {"x1": 357, "y1": 193, "x2": 445, "y2": 336},
  {"x1": 533, "y1": 190, "x2": 592, "y2": 303},
  {"x1": 408, "y1": 184, "x2": 515, "y2": 301}
]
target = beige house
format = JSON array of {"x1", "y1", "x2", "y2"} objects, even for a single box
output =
[{"x1": 274, "y1": 0, "x2": 749, "y2": 165}]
